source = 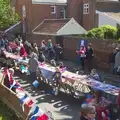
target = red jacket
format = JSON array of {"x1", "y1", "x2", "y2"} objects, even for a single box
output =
[
  {"x1": 20, "y1": 46, "x2": 27, "y2": 57},
  {"x1": 76, "y1": 47, "x2": 86, "y2": 55}
]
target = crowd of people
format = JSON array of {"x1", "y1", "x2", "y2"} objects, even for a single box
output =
[
  {"x1": 0, "y1": 35, "x2": 64, "y2": 90},
  {"x1": 0, "y1": 35, "x2": 120, "y2": 120}
]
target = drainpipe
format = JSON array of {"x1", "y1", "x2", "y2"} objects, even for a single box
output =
[{"x1": 22, "y1": 5, "x2": 26, "y2": 39}]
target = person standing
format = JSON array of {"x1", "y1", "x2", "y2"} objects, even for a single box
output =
[
  {"x1": 41, "y1": 40, "x2": 47, "y2": 51},
  {"x1": 109, "y1": 48, "x2": 118, "y2": 74},
  {"x1": 115, "y1": 48, "x2": 120, "y2": 75},
  {"x1": 56, "y1": 44, "x2": 63, "y2": 61},
  {"x1": 28, "y1": 52, "x2": 39, "y2": 82},
  {"x1": 47, "y1": 39, "x2": 55, "y2": 60},
  {"x1": 0, "y1": 37, "x2": 5, "y2": 48},
  {"x1": 33, "y1": 43, "x2": 39, "y2": 55},
  {"x1": 24, "y1": 40, "x2": 33, "y2": 55},
  {"x1": 85, "y1": 44, "x2": 94, "y2": 72},
  {"x1": 4, "y1": 37, "x2": 8, "y2": 50},
  {"x1": 76, "y1": 45, "x2": 86, "y2": 71}
]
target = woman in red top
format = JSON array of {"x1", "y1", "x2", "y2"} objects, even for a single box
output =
[
  {"x1": 76, "y1": 45, "x2": 86, "y2": 71},
  {"x1": 20, "y1": 43, "x2": 27, "y2": 57}
]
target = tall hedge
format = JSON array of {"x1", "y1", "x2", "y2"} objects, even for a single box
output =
[{"x1": 87, "y1": 25, "x2": 118, "y2": 39}]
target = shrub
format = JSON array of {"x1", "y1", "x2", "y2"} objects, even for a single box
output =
[
  {"x1": 86, "y1": 25, "x2": 118, "y2": 39},
  {"x1": 100, "y1": 25, "x2": 117, "y2": 39},
  {"x1": 87, "y1": 27, "x2": 104, "y2": 39}
]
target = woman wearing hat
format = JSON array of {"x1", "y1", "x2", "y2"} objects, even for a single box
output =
[{"x1": 80, "y1": 104, "x2": 96, "y2": 120}]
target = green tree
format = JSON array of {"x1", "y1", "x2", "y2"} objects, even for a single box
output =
[{"x1": 0, "y1": 0, "x2": 20, "y2": 30}]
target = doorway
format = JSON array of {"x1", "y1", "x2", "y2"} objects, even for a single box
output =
[{"x1": 55, "y1": 36, "x2": 64, "y2": 47}]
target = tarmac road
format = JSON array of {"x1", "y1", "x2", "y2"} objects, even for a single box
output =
[{"x1": 15, "y1": 71, "x2": 81, "y2": 120}]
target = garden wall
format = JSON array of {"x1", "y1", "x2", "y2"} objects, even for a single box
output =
[
  {"x1": 26, "y1": 33, "x2": 120, "y2": 70},
  {"x1": 62, "y1": 36, "x2": 120, "y2": 70},
  {"x1": 0, "y1": 73, "x2": 30, "y2": 120}
]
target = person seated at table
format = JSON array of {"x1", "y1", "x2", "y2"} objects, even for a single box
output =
[
  {"x1": 50, "y1": 59, "x2": 57, "y2": 67},
  {"x1": 80, "y1": 104, "x2": 96, "y2": 120},
  {"x1": 7, "y1": 42, "x2": 12, "y2": 53},
  {"x1": 52, "y1": 67, "x2": 62, "y2": 86},
  {"x1": 38, "y1": 51, "x2": 46, "y2": 63},
  {"x1": 59, "y1": 62, "x2": 66, "y2": 69},
  {"x1": 19, "y1": 43, "x2": 27, "y2": 57},
  {"x1": 89, "y1": 69, "x2": 100, "y2": 81},
  {"x1": 89, "y1": 90, "x2": 111, "y2": 108}
]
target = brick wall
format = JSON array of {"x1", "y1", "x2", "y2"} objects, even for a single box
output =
[
  {"x1": 82, "y1": 0, "x2": 96, "y2": 30},
  {"x1": 62, "y1": 36, "x2": 119, "y2": 70},
  {"x1": 67, "y1": 0, "x2": 83, "y2": 24},
  {"x1": 26, "y1": 34, "x2": 56, "y2": 46}
]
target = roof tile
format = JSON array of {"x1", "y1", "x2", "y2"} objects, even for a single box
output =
[{"x1": 34, "y1": 19, "x2": 70, "y2": 34}]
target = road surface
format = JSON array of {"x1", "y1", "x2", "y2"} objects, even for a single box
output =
[{"x1": 15, "y1": 71, "x2": 81, "y2": 120}]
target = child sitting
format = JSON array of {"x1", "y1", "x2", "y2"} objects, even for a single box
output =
[
  {"x1": 50, "y1": 59, "x2": 57, "y2": 67},
  {"x1": 89, "y1": 69, "x2": 100, "y2": 81},
  {"x1": 59, "y1": 62, "x2": 66, "y2": 69}
]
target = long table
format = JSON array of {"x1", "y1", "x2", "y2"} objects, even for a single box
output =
[{"x1": 4, "y1": 52, "x2": 120, "y2": 98}]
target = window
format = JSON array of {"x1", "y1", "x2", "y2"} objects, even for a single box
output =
[
  {"x1": 83, "y1": 3, "x2": 89, "y2": 14},
  {"x1": 60, "y1": 8, "x2": 66, "y2": 19},
  {"x1": 51, "y1": 6, "x2": 56, "y2": 14}
]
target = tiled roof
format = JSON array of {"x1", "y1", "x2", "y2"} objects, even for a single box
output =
[
  {"x1": 33, "y1": 19, "x2": 70, "y2": 35},
  {"x1": 104, "y1": 12, "x2": 120, "y2": 21}
]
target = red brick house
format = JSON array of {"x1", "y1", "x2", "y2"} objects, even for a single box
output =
[
  {"x1": 12, "y1": 0, "x2": 120, "y2": 32},
  {"x1": 12, "y1": 0, "x2": 67, "y2": 33}
]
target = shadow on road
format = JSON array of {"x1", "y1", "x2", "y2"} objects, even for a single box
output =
[{"x1": 15, "y1": 71, "x2": 81, "y2": 120}]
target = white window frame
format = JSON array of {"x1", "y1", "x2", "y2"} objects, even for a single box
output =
[
  {"x1": 51, "y1": 6, "x2": 56, "y2": 14},
  {"x1": 60, "y1": 8, "x2": 66, "y2": 19},
  {"x1": 83, "y1": 3, "x2": 89, "y2": 14}
]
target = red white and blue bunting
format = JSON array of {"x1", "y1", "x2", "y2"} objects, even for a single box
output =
[{"x1": 3, "y1": 68, "x2": 51, "y2": 120}]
